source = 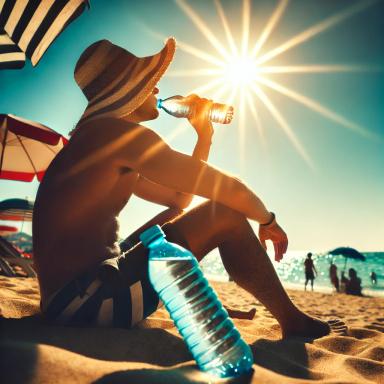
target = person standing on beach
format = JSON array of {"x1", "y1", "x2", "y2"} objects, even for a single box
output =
[
  {"x1": 304, "y1": 253, "x2": 317, "y2": 291},
  {"x1": 33, "y1": 37, "x2": 343, "y2": 339},
  {"x1": 329, "y1": 263, "x2": 339, "y2": 292},
  {"x1": 370, "y1": 271, "x2": 377, "y2": 285}
]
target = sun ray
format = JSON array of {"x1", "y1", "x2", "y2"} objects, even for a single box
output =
[
  {"x1": 173, "y1": 39, "x2": 226, "y2": 67},
  {"x1": 241, "y1": 0, "x2": 251, "y2": 56},
  {"x1": 175, "y1": 0, "x2": 231, "y2": 61},
  {"x1": 256, "y1": 0, "x2": 380, "y2": 65},
  {"x1": 257, "y1": 76, "x2": 376, "y2": 138},
  {"x1": 63, "y1": 127, "x2": 146, "y2": 178},
  {"x1": 250, "y1": 0, "x2": 289, "y2": 58},
  {"x1": 189, "y1": 77, "x2": 225, "y2": 95},
  {"x1": 250, "y1": 84, "x2": 314, "y2": 168},
  {"x1": 245, "y1": 87, "x2": 264, "y2": 141},
  {"x1": 226, "y1": 85, "x2": 239, "y2": 107},
  {"x1": 213, "y1": 0, "x2": 238, "y2": 56},
  {"x1": 162, "y1": 120, "x2": 189, "y2": 145},
  {"x1": 258, "y1": 64, "x2": 384, "y2": 74},
  {"x1": 167, "y1": 68, "x2": 224, "y2": 77},
  {"x1": 139, "y1": 23, "x2": 225, "y2": 67},
  {"x1": 238, "y1": 87, "x2": 247, "y2": 172},
  {"x1": 211, "y1": 82, "x2": 231, "y2": 102}
]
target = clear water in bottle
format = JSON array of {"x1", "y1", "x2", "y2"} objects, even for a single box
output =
[
  {"x1": 139, "y1": 225, "x2": 254, "y2": 378},
  {"x1": 157, "y1": 95, "x2": 234, "y2": 124}
]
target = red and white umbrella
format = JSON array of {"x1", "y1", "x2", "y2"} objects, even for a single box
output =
[
  {"x1": 0, "y1": 113, "x2": 68, "y2": 182},
  {"x1": 0, "y1": 224, "x2": 18, "y2": 236}
]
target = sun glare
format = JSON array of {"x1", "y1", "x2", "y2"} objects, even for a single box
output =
[
  {"x1": 160, "y1": 0, "x2": 381, "y2": 167},
  {"x1": 223, "y1": 56, "x2": 259, "y2": 87}
]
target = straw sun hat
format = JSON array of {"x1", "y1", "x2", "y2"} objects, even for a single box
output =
[{"x1": 71, "y1": 37, "x2": 176, "y2": 135}]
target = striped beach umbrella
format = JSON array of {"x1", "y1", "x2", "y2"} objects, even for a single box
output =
[
  {"x1": 0, "y1": 198, "x2": 34, "y2": 221},
  {"x1": 0, "y1": 0, "x2": 89, "y2": 69},
  {"x1": 0, "y1": 224, "x2": 18, "y2": 236},
  {"x1": 0, "y1": 113, "x2": 68, "y2": 182}
]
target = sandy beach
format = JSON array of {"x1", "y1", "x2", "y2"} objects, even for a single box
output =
[{"x1": 1, "y1": 275, "x2": 383, "y2": 383}]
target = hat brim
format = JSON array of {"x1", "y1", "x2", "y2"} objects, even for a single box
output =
[
  {"x1": 120, "y1": 37, "x2": 176, "y2": 118},
  {"x1": 74, "y1": 37, "x2": 176, "y2": 131}
]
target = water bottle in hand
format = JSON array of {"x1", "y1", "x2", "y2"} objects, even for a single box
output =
[
  {"x1": 139, "y1": 225, "x2": 254, "y2": 378},
  {"x1": 157, "y1": 95, "x2": 234, "y2": 124}
]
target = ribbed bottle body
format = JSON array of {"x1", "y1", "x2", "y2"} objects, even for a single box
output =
[
  {"x1": 148, "y1": 248, "x2": 253, "y2": 378},
  {"x1": 157, "y1": 95, "x2": 234, "y2": 124}
]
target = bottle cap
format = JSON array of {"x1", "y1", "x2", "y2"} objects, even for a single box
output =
[
  {"x1": 139, "y1": 225, "x2": 165, "y2": 247},
  {"x1": 157, "y1": 99, "x2": 163, "y2": 109}
]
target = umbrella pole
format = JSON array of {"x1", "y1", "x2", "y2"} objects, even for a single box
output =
[
  {"x1": 343, "y1": 257, "x2": 347, "y2": 272},
  {"x1": 0, "y1": 123, "x2": 9, "y2": 173}
]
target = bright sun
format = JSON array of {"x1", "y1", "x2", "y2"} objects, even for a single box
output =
[
  {"x1": 223, "y1": 56, "x2": 260, "y2": 87},
  {"x1": 157, "y1": 0, "x2": 376, "y2": 168}
]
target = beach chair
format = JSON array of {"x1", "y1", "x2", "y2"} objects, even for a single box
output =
[{"x1": 0, "y1": 236, "x2": 36, "y2": 277}]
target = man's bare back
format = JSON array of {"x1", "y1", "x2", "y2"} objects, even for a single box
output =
[{"x1": 33, "y1": 118, "x2": 141, "y2": 303}]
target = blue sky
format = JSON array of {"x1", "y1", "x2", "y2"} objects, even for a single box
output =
[{"x1": 1, "y1": 0, "x2": 383, "y2": 251}]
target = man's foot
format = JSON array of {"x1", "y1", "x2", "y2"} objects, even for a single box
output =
[
  {"x1": 226, "y1": 307, "x2": 256, "y2": 320},
  {"x1": 282, "y1": 313, "x2": 347, "y2": 339}
]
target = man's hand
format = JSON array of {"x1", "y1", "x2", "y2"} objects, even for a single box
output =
[
  {"x1": 185, "y1": 94, "x2": 214, "y2": 139},
  {"x1": 258, "y1": 219, "x2": 288, "y2": 262}
]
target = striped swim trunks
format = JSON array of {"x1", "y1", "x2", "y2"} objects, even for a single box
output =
[{"x1": 41, "y1": 251, "x2": 160, "y2": 328}]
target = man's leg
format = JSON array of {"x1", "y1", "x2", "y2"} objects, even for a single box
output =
[
  {"x1": 120, "y1": 208, "x2": 184, "y2": 252},
  {"x1": 122, "y1": 206, "x2": 255, "y2": 320},
  {"x1": 311, "y1": 278, "x2": 314, "y2": 291},
  {"x1": 162, "y1": 201, "x2": 333, "y2": 338},
  {"x1": 304, "y1": 278, "x2": 308, "y2": 291}
]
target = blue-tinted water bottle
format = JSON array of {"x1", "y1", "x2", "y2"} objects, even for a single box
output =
[{"x1": 139, "y1": 225, "x2": 254, "y2": 378}]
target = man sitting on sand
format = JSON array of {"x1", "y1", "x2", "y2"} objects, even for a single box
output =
[{"x1": 33, "y1": 37, "x2": 342, "y2": 338}]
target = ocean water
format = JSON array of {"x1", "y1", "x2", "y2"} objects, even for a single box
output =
[{"x1": 200, "y1": 250, "x2": 384, "y2": 297}]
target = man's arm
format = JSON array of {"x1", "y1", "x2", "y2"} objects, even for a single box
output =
[
  {"x1": 133, "y1": 175, "x2": 190, "y2": 209},
  {"x1": 133, "y1": 135, "x2": 213, "y2": 209},
  {"x1": 112, "y1": 119, "x2": 287, "y2": 261},
  {"x1": 133, "y1": 95, "x2": 214, "y2": 209},
  {"x1": 116, "y1": 121, "x2": 271, "y2": 224}
]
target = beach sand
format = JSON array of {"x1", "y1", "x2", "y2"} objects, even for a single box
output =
[{"x1": 1, "y1": 275, "x2": 383, "y2": 383}]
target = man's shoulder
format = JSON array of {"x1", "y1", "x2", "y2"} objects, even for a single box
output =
[
  {"x1": 71, "y1": 117, "x2": 155, "y2": 145},
  {"x1": 77, "y1": 117, "x2": 149, "y2": 134}
]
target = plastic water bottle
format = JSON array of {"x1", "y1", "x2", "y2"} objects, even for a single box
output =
[
  {"x1": 157, "y1": 95, "x2": 234, "y2": 124},
  {"x1": 139, "y1": 225, "x2": 254, "y2": 378}
]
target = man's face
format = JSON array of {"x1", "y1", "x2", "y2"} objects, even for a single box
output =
[{"x1": 132, "y1": 86, "x2": 160, "y2": 122}]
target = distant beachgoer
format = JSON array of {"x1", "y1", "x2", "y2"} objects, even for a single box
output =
[
  {"x1": 370, "y1": 271, "x2": 377, "y2": 285},
  {"x1": 33, "y1": 37, "x2": 340, "y2": 339},
  {"x1": 304, "y1": 253, "x2": 317, "y2": 291},
  {"x1": 340, "y1": 271, "x2": 348, "y2": 293},
  {"x1": 329, "y1": 263, "x2": 339, "y2": 292},
  {"x1": 345, "y1": 268, "x2": 362, "y2": 296}
]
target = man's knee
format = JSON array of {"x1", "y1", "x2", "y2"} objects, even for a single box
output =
[
  {"x1": 204, "y1": 201, "x2": 246, "y2": 226},
  {"x1": 165, "y1": 207, "x2": 185, "y2": 218},
  {"x1": 161, "y1": 221, "x2": 191, "y2": 250}
]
